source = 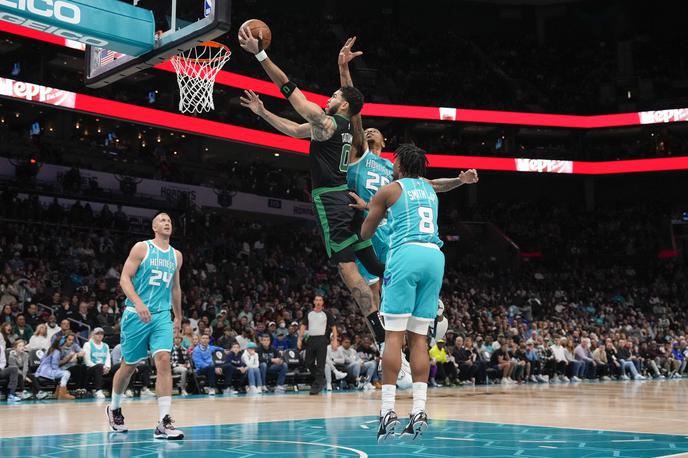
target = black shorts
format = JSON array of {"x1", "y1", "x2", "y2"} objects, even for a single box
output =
[{"x1": 312, "y1": 185, "x2": 372, "y2": 260}]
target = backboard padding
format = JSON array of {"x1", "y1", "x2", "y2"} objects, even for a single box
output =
[{"x1": 85, "y1": 0, "x2": 230, "y2": 88}]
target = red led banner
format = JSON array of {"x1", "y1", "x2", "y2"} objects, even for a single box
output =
[
  {"x1": 3, "y1": 21, "x2": 688, "y2": 129},
  {"x1": 1, "y1": 76, "x2": 687, "y2": 175}
]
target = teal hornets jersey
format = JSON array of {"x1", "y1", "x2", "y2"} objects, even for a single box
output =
[
  {"x1": 89, "y1": 341, "x2": 109, "y2": 365},
  {"x1": 346, "y1": 149, "x2": 394, "y2": 208},
  {"x1": 387, "y1": 178, "x2": 443, "y2": 251},
  {"x1": 125, "y1": 240, "x2": 177, "y2": 313}
]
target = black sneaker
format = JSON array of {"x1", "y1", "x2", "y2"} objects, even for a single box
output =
[
  {"x1": 309, "y1": 383, "x2": 322, "y2": 395},
  {"x1": 400, "y1": 411, "x2": 428, "y2": 442},
  {"x1": 377, "y1": 411, "x2": 400, "y2": 444},
  {"x1": 154, "y1": 415, "x2": 184, "y2": 440},
  {"x1": 106, "y1": 405, "x2": 128, "y2": 433}
]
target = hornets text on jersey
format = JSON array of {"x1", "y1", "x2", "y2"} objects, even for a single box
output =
[
  {"x1": 347, "y1": 149, "x2": 395, "y2": 281},
  {"x1": 346, "y1": 149, "x2": 394, "y2": 210},
  {"x1": 124, "y1": 240, "x2": 177, "y2": 313}
]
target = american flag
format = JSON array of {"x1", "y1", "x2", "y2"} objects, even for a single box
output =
[{"x1": 98, "y1": 48, "x2": 125, "y2": 66}]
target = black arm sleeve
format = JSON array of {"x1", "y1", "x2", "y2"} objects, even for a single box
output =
[{"x1": 326, "y1": 311, "x2": 335, "y2": 329}]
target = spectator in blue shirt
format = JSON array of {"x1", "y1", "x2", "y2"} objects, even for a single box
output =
[
  {"x1": 226, "y1": 342, "x2": 248, "y2": 390},
  {"x1": 257, "y1": 334, "x2": 287, "y2": 393},
  {"x1": 274, "y1": 329, "x2": 291, "y2": 351},
  {"x1": 35, "y1": 333, "x2": 76, "y2": 400},
  {"x1": 671, "y1": 343, "x2": 687, "y2": 376},
  {"x1": 524, "y1": 341, "x2": 546, "y2": 383},
  {"x1": 192, "y1": 335, "x2": 236, "y2": 395},
  {"x1": 286, "y1": 322, "x2": 299, "y2": 349}
]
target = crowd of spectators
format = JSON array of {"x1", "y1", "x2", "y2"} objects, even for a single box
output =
[
  {"x1": 0, "y1": 188, "x2": 687, "y2": 401},
  {"x1": 0, "y1": 128, "x2": 313, "y2": 203},
  {"x1": 459, "y1": 201, "x2": 671, "y2": 260}
]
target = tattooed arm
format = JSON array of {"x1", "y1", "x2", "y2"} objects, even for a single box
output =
[{"x1": 239, "y1": 25, "x2": 336, "y2": 142}]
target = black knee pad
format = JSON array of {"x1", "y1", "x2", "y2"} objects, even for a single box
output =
[
  {"x1": 331, "y1": 246, "x2": 357, "y2": 264},
  {"x1": 354, "y1": 246, "x2": 385, "y2": 278}
]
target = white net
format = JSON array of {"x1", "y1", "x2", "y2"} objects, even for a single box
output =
[{"x1": 170, "y1": 42, "x2": 231, "y2": 114}]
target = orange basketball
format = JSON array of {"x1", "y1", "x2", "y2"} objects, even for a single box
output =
[{"x1": 239, "y1": 19, "x2": 272, "y2": 50}]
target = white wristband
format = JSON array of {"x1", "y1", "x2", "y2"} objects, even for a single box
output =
[{"x1": 255, "y1": 50, "x2": 268, "y2": 62}]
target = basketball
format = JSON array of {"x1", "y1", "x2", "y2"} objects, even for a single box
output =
[{"x1": 239, "y1": 19, "x2": 272, "y2": 50}]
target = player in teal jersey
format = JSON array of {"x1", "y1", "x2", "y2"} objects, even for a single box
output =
[
  {"x1": 347, "y1": 127, "x2": 478, "y2": 311},
  {"x1": 106, "y1": 212, "x2": 184, "y2": 440},
  {"x1": 347, "y1": 128, "x2": 477, "y2": 391},
  {"x1": 339, "y1": 41, "x2": 478, "y2": 349},
  {"x1": 346, "y1": 129, "x2": 394, "y2": 295},
  {"x1": 352, "y1": 144, "x2": 459, "y2": 443}
]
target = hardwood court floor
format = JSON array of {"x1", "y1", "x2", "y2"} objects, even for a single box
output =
[{"x1": 2, "y1": 380, "x2": 688, "y2": 457}]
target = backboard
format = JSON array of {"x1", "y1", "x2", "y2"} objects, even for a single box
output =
[{"x1": 85, "y1": 0, "x2": 231, "y2": 88}]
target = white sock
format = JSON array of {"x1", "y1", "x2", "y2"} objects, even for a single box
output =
[
  {"x1": 380, "y1": 384, "x2": 396, "y2": 416},
  {"x1": 411, "y1": 382, "x2": 427, "y2": 415},
  {"x1": 111, "y1": 393, "x2": 123, "y2": 410},
  {"x1": 158, "y1": 396, "x2": 172, "y2": 422}
]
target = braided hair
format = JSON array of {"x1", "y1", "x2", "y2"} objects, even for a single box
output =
[{"x1": 394, "y1": 143, "x2": 429, "y2": 178}]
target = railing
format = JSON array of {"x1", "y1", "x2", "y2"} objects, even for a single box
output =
[{"x1": 37, "y1": 303, "x2": 90, "y2": 345}]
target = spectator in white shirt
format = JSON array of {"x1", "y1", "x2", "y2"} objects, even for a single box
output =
[
  {"x1": 238, "y1": 304, "x2": 254, "y2": 328},
  {"x1": 574, "y1": 338, "x2": 597, "y2": 380},
  {"x1": 45, "y1": 315, "x2": 61, "y2": 342},
  {"x1": 324, "y1": 343, "x2": 347, "y2": 391},
  {"x1": 332, "y1": 335, "x2": 369, "y2": 389},
  {"x1": 235, "y1": 327, "x2": 254, "y2": 351},
  {"x1": 549, "y1": 336, "x2": 570, "y2": 382},
  {"x1": 27, "y1": 324, "x2": 50, "y2": 351},
  {"x1": 241, "y1": 342, "x2": 262, "y2": 393},
  {"x1": 171, "y1": 335, "x2": 190, "y2": 395}
]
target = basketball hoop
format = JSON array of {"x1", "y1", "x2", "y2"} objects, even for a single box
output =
[{"x1": 170, "y1": 41, "x2": 231, "y2": 114}]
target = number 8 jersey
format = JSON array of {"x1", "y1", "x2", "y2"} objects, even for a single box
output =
[
  {"x1": 125, "y1": 240, "x2": 177, "y2": 314},
  {"x1": 388, "y1": 178, "x2": 443, "y2": 251}
]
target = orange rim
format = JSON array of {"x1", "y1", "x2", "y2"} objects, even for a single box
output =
[{"x1": 173, "y1": 41, "x2": 231, "y2": 64}]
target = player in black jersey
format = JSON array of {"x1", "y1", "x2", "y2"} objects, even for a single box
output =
[{"x1": 239, "y1": 29, "x2": 387, "y2": 381}]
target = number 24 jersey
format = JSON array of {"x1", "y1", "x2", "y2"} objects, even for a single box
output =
[{"x1": 124, "y1": 240, "x2": 177, "y2": 313}]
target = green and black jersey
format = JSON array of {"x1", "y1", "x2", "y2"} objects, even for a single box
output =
[
  {"x1": 309, "y1": 114, "x2": 353, "y2": 189},
  {"x1": 309, "y1": 114, "x2": 370, "y2": 257}
]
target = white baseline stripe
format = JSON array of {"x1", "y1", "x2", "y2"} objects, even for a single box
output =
[
  {"x1": 611, "y1": 439, "x2": 655, "y2": 443},
  {"x1": 64, "y1": 439, "x2": 367, "y2": 457},
  {"x1": 520, "y1": 440, "x2": 567, "y2": 443}
]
